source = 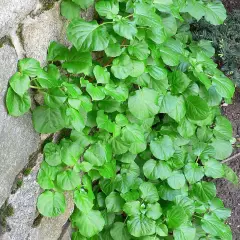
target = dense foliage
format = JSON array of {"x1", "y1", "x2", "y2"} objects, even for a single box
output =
[
  {"x1": 192, "y1": 9, "x2": 240, "y2": 86},
  {"x1": 6, "y1": 0, "x2": 239, "y2": 239}
]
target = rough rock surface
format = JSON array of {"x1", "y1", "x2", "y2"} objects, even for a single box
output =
[
  {"x1": 1, "y1": 155, "x2": 42, "y2": 240},
  {"x1": 0, "y1": 45, "x2": 40, "y2": 207},
  {"x1": 22, "y1": 3, "x2": 68, "y2": 65},
  {"x1": 0, "y1": 0, "x2": 38, "y2": 38}
]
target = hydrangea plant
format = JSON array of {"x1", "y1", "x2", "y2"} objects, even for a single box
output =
[{"x1": 6, "y1": 0, "x2": 238, "y2": 239}]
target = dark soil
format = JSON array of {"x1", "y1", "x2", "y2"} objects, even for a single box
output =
[
  {"x1": 222, "y1": 0, "x2": 240, "y2": 12},
  {"x1": 216, "y1": 89, "x2": 240, "y2": 240}
]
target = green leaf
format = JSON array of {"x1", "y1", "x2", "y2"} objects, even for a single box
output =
[
  {"x1": 173, "y1": 225, "x2": 196, "y2": 240},
  {"x1": 6, "y1": 87, "x2": 31, "y2": 116},
  {"x1": 213, "y1": 116, "x2": 233, "y2": 140},
  {"x1": 147, "y1": 65, "x2": 168, "y2": 80},
  {"x1": 67, "y1": 19, "x2": 109, "y2": 52},
  {"x1": 134, "y1": 3, "x2": 162, "y2": 27},
  {"x1": 111, "y1": 54, "x2": 132, "y2": 79},
  {"x1": 66, "y1": 107, "x2": 85, "y2": 132},
  {"x1": 177, "y1": 118, "x2": 196, "y2": 138},
  {"x1": 184, "y1": 163, "x2": 204, "y2": 184},
  {"x1": 146, "y1": 202, "x2": 162, "y2": 220},
  {"x1": 128, "y1": 88, "x2": 159, "y2": 120},
  {"x1": 201, "y1": 214, "x2": 230, "y2": 238},
  {"x1": 192, "y1": 181, "x2": 216, "y2": 202},
  {"x1": 160, "y1": 46, "x2": 180, "y2": 66},
  {"x1": 212, "y1": 76, "x2": 234, "y2": 99},
  {"x1": 72, "y1": 0, "x2": 94, "y2": 9},
  {"x1": 74, "y1": 189, "x2": 93, "y2": 213},
  {"x1": 18, "y1": 58, "x2": 41, "y2": 77},
  {"x1": 139, "y1": 182, "x2": 159, "y2": 203},
  {"x1": 44, "y1": 88, "x2": 67, "y2": 108},
  {"x1": 110, "y1": 222, "x2": 131, "y2": 240},
  {"x1": 106, "y1": 192, "x2": 125, "y2": 213},
  {"x1": 62, "y1": 49, "x2": 92, "y2": 74},
  {"x1": 143, "y1": 159, "x2": 172, "y2": 180},
  {"x1": 98, "y1": 161, "x2": 116, "y2": 179},
  {"x1": 130, "y1": 59, "x2": 145, "y2": 77},
  {"x1": 104, "y1": 83, "x2": 128, "y2": 102},
  {"x1": 170, "y1": 71, "x2": 191, "y2": 95},
  {"x1": 156, "y1": 222, "x2": 168, "y2": 237},
  {"x1": 57, "y1": 169, "x2": 81, "y2": 190},
  {"x1": 61, "y1": 0, "x2": 81, "y2": 20},
  {"x1": 209, "y1": 198, "x2": 231, "y2": 220},
  {"x1": 167, "y1": 172, "x2": 186, "y2": 190},
  {"x1": 204, "y1": 159, "x2": 224, "y2": 178},
  {"x1": 86, "y1": 83, "x2": 105, "y2": 101},
  {"x1": 123, "y1": 201, "x2": 141, "y2": 216},
  {"x1": 127, "y1": 214, "x2": 156, "y2": 237},
  {"x1": 121, "y1": 124, "x2": 146, "y2": 154},
  {"x1": 150, "y1": 136, "x2": 175, "y2": 160},
  {"x1": 9, "y1": 72, "x2": 30, "y2": 97},
  {"x1": 167, "y1": 206, "x2": 188, "y2": 229},
  {"x1": 37, "y1": 161, "x2": 60, "y2": 189},
  {"x1": 205, "y1": 2, "x2": 227, "y2": 25},
  {"x1": 32, "y1": 106, "x2": 66, "y2": 133},
  {"x1": 93, "y1": 65, "x2": 110, "y2": 84},
  {"x1": 223, "y1": 165, "x2": 238, "y2": 185},
  {"x1": 186, "y1": 96, "x2": 210, "y2": 121},
  {"x1": 211, "y1": 139, "x2": 232, "y2": 160},
  {"x1": 96, "y1": 0, "x2": 119, "y2": 19},
  {"x1": 113, "y1": 19, "x2": 137, "y2": 40},
  {"x1": 37, "y1": 191, "x2": 66, "y2": 217},
  {"x1": 128, "y1": 41, "x2": 150, "y2": 60},
  {"x1": 96, "y1": 110, "x2": 115, "y2": 133},
  {"x1": 84, "y1": 142, "x2": 112, "y2": 166},
  {"x1": 72, "y1": 210, "x2": 105, "y2": 238},
  {"x1": 182, "y1": 0, "x2": 205, "y2": 21},
  {"x1": 47, "y1": 41, "x2": 69, "y2": 61},
  {"x1": 44, "y1": 142, "x2": 61, "y2": 166}
]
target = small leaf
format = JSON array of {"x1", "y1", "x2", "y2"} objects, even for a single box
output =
[
  {"x1": 204, "y1": 159, "x2": 224, "y2": 178},
  {"x1": 150, "y1": 136, "x2": 175, "y2": 160},
  {"x1": 18, "y1": 58, "x2": 41, "y2": 77},
  {"x1": 106, "y1": 192, "x2": 125, "y2": 213},
  {"x1": 9, "y1": 72, "x2": 30, "y2": 97},
  {"x1": 139, "y1": 182, "x2": 159, "y2": 203},
  {"x1": 93, "y1": 65, "x2": 110, "y2": 84},
  {"x1": 61, "y1": 0, "x2": 81, "y2": 20},
  {"x1": 57, "y1": 169, "x2": 81, "y2": 190},
  {"x1": 111, "y1": 54, "x2": 132, "y2": 79},
  {"x1": 72, "y1": 0, "x2": 94, "y2": 9},
  {"x1": 47, "y1": 41, "x2": 69, "y2": 61},
  {"x1": 74, "y1": 189, "x2": 93, "y2": 213},
  {"x1": 192, "y1": 181, "x2": 216, "y2": 202},
  {"x1": 95, "y1": 0, "x2": 119, "y2": 19},
  {"x1": 167, "y1": 206, "x2": 188, "y2": 229},
  {"x1": 123, "y1": 201, "x2": 141, "y2": 216},
  {"x1": 6, "y1": 87, "x2": 31, "y2": 117},
  {"x1": 44, "y1": 142, "x2": 62, "y2": 166},
  {"x1": 146, "y1": 202, "x2": 162, "y2": 220},
  {"x1": 113, "y1": 19, "x2": 137, "y2": 40},
  {"x1": 211, "y1": 139, "x2": 232, "y2": 160},
  {"x1": 37, "y1": 191, "x2": 66, "y2": 217},
  {"x1": 173, "y1": 225, "x2": 196, "y2": 240},
  {"x1": 213, "y1": 116, "x2": 233, "y2": 140},
  {"x1": 184, "y1": 163, "x2": 204, "y2": 184},
  {"x1": 86, "y1": 83, "x2": 105, "y2": 101},
  {"x1": 167, "y1": 172, "x2": 186, "y2": 190},
  {"x1": 110, "y1": 222, "x2": 131, "y2": 240}
]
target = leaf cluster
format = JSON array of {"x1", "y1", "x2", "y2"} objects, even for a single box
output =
[{"x1": 6, "y1": 0, "x2": 238, "y2": 239}]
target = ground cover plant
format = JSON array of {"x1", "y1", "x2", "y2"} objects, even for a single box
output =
[{"x1": 6, "y1": 0, "x2": 239, "y2": 239}]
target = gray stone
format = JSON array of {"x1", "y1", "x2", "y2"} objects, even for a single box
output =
[
  {"x1": 28, "y1": 192, "x2": 74, "y2": 240},
  {"x1": 1, "y1": 155, "x2": 42, "y2": 240},
  {"x1": 22, "y1": 3, "x2": 68, "y2": 65},
  {"x1": 0, "y1": 44, "x2": 40, "y2": 207},
  {"x1": 0, "y1": 0, "x2": 38, "y2": 38}
]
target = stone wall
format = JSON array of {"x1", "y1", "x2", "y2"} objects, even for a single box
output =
[{"x1": 0, "y1": 1, "x2": 92, "y2": 239}]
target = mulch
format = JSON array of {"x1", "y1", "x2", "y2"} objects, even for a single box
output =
[{"x1": 222, "y1": 0, "x2": 240, "y2": 12}]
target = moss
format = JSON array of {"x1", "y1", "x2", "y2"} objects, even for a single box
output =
[
  {"x1": 40, "y1": 0, "x2": 59, "y2": 11},
  {"x1": 16, "y1": 180, "x2": 23, "y2": 189},
  {"x1": 0, "y1": 36, "x2": 14, "y2": 48},
  {"x1": 23, "y1": 168, "x2": 32, "y2": 176},
  {"x1": 0, "y1": 202, "x2": 14, "y2": 233}
]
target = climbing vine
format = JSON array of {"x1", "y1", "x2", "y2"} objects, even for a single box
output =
[{"x1": 6, "y1": 0, "x2": 238, "y2": 239}]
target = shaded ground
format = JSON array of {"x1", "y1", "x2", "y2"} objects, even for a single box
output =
[
  {"x1": 216, "y1": 89, "x2": 240, "y2": 240},
  {"x1": 222, "y1": 0, "x2": 240, "y2": 12}
]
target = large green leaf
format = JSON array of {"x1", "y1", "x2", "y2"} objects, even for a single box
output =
[
  {"x1": 61, "y1": 0, "x2": 81, "y2": 20},
  {"x1": 106, "y1": 192, "x2": 125, "y2": 213},
  {"x1": 167, "y1": 206, "x2": 188, "y2": 229},
  {"x1": 37, "y1": 191, "x2": 66, "y2": 217},
  {"x1": 192, "y1": 181, "x2": 216, "y2": 202},
  {"x1": 67, "y1": 19, "x2": 109, "y2": 52},
  {"x1": 74, "y1": 189, "x2": 93, "y2": 213},
  {"x1": 128, "y1": 88, "x2": 159, "y2": 120},
  {"x1": 57, "y1": 169, "x2": 81, "y2": 190},
  {"x1": 184, "y1": 163, "x2": 204, "y2": 184},
  {"x1": 213, "y1": 116, "x2": 233, "y2": 140},
  {"x1": 111, "y1": 54, "x2": 132, "y2": 79},
  {"x1": 167, "y1": 172, "x2": 186, "y2": 190},
  {"x1": 212, "y1": 75, "x2": 234, "y2": 98},
  {"x1": 173, "y1": 225, "x2": 196, "y2": 240},
  {"x1": 211, "y1": 139, "x2": 232, "y2": 160},
  {"x1": 110, "y1": 222, "x2": 131, "y2": 240},
  {"x1": 150, "y1": 136, "x2": 175, "y2": 160},
  {"x1": 9, "y1": 72, "x2": 30, "y2": 97},
  {"x1": 72, "y1": 210, "x2": 105, "y2": 238},
  {"x1": 139, "y1": 182, "x2": 159, "y2": 203},
  {"x1": 44, "y1": 142, "x2": 62, "y2": 166},
  {"x1": 32, "y1": 106, "x2": 66, "y2": 133},
  {"x1": 6, "y1": 87, "x2": 31, "y2": 117},
  {"x1": 72, "y1": 0, "x2": 94, "y2": 9},
  {"x1": 205, "y1": 2, "x2": 227, "y2": 25},
  {"x1": 204, "y1": 159, "x2": 224, "y2": 178},
  {"x1": 127, "y1": 214, "x2": 156, "y2": 237},
  {"x1": 96, "y1": 0, "x2": 119, "y2": 19},
  {"x1": 113, "y1": 19, "x2": 137, "y2": 40},
  {"x1": 186, "y1": 96, "x2": 210, "y2": 121}
]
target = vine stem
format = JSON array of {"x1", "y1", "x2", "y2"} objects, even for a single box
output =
[
  {"x1": 222, "y1": 152, "x2": 240, "y2": 163},
  {"x1": 30, "y1": 85, "x2": 43, "y2": 90}
]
